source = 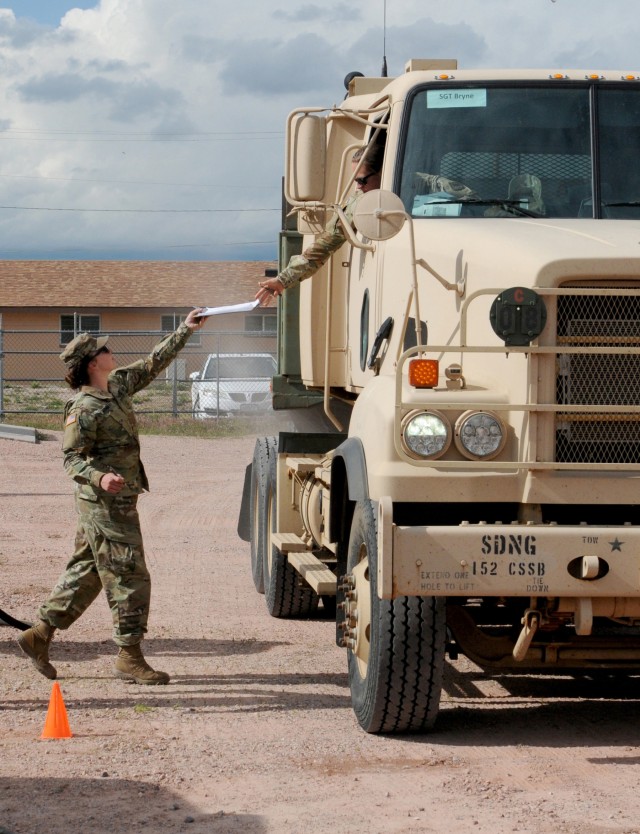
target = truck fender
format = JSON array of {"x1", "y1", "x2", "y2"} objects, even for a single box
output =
[{"x1": 329, "y1": 437, "x2": 369, "y2": 544}]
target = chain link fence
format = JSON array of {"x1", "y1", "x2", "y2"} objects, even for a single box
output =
[{"x1": 0, "y1": 328, "x2": 277, "y2": 419}]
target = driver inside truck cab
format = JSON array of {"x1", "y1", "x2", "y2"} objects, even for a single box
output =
[{"x1": 255, "y1": 143, "x2": 384, "y2": 306}]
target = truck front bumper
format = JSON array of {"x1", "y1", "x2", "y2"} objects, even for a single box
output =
[{"x1": 377, "y1": 497, "x2": 640, "y2": 600}]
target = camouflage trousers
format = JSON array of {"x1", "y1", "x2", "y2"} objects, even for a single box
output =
[{"x1": 39, "y1": 492, "x2": 151, "y2": 647}]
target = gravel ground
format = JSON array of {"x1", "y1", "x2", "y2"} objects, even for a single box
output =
[{"x1": 1, "y1": 431, "x2": 640, "y2": 834}]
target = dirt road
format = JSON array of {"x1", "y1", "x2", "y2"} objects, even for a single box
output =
[{"x1": 1, "y1": 432, "x2": 639, "y2": 834}]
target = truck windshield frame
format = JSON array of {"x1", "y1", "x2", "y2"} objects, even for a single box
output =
[{"x1": 396, "y1": 81, "x2": 640, "y2": 221}]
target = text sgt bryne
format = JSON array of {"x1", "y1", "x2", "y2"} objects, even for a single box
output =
[{"x1": 435, "y1": 92, "x2": 477, "y2": 102}]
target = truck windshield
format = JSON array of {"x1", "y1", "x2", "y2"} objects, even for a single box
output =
[{"x1": 398, "y1": 84, "x2": 640, "y2": 220}]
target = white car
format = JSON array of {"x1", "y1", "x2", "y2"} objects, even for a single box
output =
[{"x1": 190, "y1": 353, "x2": 276, "y2": 418}]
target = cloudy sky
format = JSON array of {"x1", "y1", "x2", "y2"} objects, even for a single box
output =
[{"x1": 0, "y1": 0, "x2": 638, "y2": 261}]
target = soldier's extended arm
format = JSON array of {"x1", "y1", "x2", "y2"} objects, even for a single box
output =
[
  {"x1": 257, "y1": 195, "x2": 359, "y2": 305},
  {"x1": 115, "y1": 309, "x2": 205, "y2": 396},
  {"x1": 278, "y1": 196, "x2": 361, "y2": 289},
  {"x1": 114, "y1": 322, "x2": 193, "y2": 397},
  {"x1": 278, "y1": 226, "x2": 347, "y2": 289}
]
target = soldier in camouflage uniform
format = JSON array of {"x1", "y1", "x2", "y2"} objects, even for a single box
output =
[
  {"x1": 18, "y1": 309, "x2": 206, "y2": 685},
  {"x1": 255, "y1": 144, "x2": 384, "y2": 305}
]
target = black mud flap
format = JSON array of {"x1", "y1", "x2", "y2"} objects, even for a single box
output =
[{"x1": 237, "y1": 463, "x2": 252, "y2": 542}]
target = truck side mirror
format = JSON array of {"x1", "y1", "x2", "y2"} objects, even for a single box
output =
[
  {"x1": 286, "y1": 113, "x2": 327, "y2": 202},
  {"x1": 353, "y1": 190, "x2": 407, "y2": 240}
]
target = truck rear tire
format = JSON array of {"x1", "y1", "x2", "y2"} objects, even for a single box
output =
[
  {"x1": 263, "y1": 443, "x2": 319, "y2": 618},
  {"x1": 250, "y1": 437, "x2": 275, "y2": 594},
  {"x1": 346, "y1": 500, "x2": 446, "y2": 734}
]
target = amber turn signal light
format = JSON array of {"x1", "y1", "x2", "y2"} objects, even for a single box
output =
[{"x1": 408, "y1": 358, "x2": 439, "y2": 388}]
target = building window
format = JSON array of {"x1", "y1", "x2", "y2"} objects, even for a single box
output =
[
  {"x1": 60, "y1": 314, "x2": 100, "y2": 346},
  {"x1": 245, "y1": 309, "x2": 277, "y2": 334},
  {"x1": 161, "y1": 313, "x2": 200, "y2": 345}
]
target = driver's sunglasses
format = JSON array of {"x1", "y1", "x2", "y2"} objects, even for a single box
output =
[
  {"x1": 94, "y1": 345, "x2": 112, "y2": 356},
  {"x1": 354, "y1": 171, "x2": 375, "y2": 186}
]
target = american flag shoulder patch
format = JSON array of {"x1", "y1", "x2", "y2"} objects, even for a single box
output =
[{"x1": 65, "y1": 413, "x2": 77, "y2": 426}]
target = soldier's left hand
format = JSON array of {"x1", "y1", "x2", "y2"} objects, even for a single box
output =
[{"x1": 185, "y1": 308, "x2": 206, "y2": 330}]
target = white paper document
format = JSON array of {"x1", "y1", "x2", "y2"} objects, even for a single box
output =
[{"x1": 197, "y1": 299, "x2": 260, "y2": 317}]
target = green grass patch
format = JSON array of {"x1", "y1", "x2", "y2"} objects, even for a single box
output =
[
  {"x1": 2, "y1": 414, "x2": 64, "y2": 435},
  {"x1": 2, "y1": 412, "x2": 280, "y2": 439},
  {"x1": 136, "y1": 414, "x2": 257, "y2": 438}
]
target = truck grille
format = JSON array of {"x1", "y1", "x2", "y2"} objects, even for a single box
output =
[{"x1": 555, "y1": 292, "x2": 640, "y2": 463}]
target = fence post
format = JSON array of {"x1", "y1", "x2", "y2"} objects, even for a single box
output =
[
  {"x1": 172, "y1": 355, "x2": 178, "y2": 417},
  {"x1": 216, "y1": 332, "x2": 221, "y2": 418}
]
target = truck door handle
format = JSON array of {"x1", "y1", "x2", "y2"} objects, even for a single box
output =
[{"x1": 367, "y1": 316, "x2": 394, "y2": 369}]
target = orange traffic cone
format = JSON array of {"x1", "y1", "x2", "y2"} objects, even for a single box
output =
[{"x1": 41, "y1": 682, "x2": 73, "y2": 739}]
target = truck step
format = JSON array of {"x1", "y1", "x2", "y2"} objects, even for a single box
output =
[
  {"x1": 287, "y1": 552, "x2": 337, "y2": 596},
  {"x1": 271, "y1": 532, "x2": 310, "y2": 552},
  {"x1": 285, "y1": 456, "x2": 320, "y2": 473}
]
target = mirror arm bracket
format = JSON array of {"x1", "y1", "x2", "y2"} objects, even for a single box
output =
[
  {"x1": 334, "y1": 205, "x2": 375, "y2": 251},
  {"x1": 416, "y1": 258, "x2": 466, "y2": 297}
]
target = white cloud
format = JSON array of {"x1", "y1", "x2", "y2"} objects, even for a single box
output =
[
  {"x1": 272, "y1": 4, "x2": 361, "y2": 24},
  {"x1": 0, "y1": 0, "x2": 638, "y2": 259}
]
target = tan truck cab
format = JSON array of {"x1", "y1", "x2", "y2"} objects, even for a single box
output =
[{"x1": 239, "y1": 60, "x2": 640, "y2": 733}]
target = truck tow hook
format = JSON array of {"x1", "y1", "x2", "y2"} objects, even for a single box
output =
[{"x1": 512, "y1": 609, "x2": 541, "y2": 662}]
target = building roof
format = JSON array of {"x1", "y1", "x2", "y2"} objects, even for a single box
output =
[{"x1": 0, "y1": 261, "x2": 278, "y2": 308}]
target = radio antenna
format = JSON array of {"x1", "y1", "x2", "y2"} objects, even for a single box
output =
[{"x1": 381, "y1": 0, "x2": 388, "y2": 76}]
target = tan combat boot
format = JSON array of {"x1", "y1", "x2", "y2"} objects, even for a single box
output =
[
  {"x1": 17, "y1": 620, "x2": 57, "y2": 680},
  {"x1": 114, "y1": 644, "x2": 170, "y2": 685}
]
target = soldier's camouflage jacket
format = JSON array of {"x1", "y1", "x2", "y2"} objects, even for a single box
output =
[
  {"x1": 62, "y1": 322, "x2": 192, "y2": 498},
  {"x1": 277, "y1": 193, "x2": 360, "y2": 289}
]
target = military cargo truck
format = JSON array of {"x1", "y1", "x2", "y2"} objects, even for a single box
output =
[{"x1": 239, "y1": 59, "x2": 640, "y2": 734}]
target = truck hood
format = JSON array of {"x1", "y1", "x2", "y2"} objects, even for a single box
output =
[{"x1": 411, "y1": 218, "x2": 640, "y2": 287}]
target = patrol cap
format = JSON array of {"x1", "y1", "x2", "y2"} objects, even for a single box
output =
[{"x1": 59, "y1": 332, "x2": 109, "y2": 366}]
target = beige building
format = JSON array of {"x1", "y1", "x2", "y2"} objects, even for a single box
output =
[{"x1": 0, "y1": 260, "x2": 278, "y2": 381}]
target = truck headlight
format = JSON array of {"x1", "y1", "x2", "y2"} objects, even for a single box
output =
[
  {"x1": 401, "y1": 410, "x2": 451, "y2": 459},
  {"x1": 454, "y1": 411, "x2": 506, "y2": 460}
]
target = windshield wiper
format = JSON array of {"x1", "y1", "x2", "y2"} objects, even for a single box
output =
[
  {"x1": 603, "y1": 201, "x2": 640, "y2": 208},
  {"x1": 422, "y1": 196, "x2": 541, "y2": 218},
  {"x1": 456, "y1": 197, "x2": 542, "y2": 218}
]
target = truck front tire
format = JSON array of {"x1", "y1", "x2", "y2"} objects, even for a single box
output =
[{"x1": 346, "y1": 500, "x2": 446, "y2": 733}]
